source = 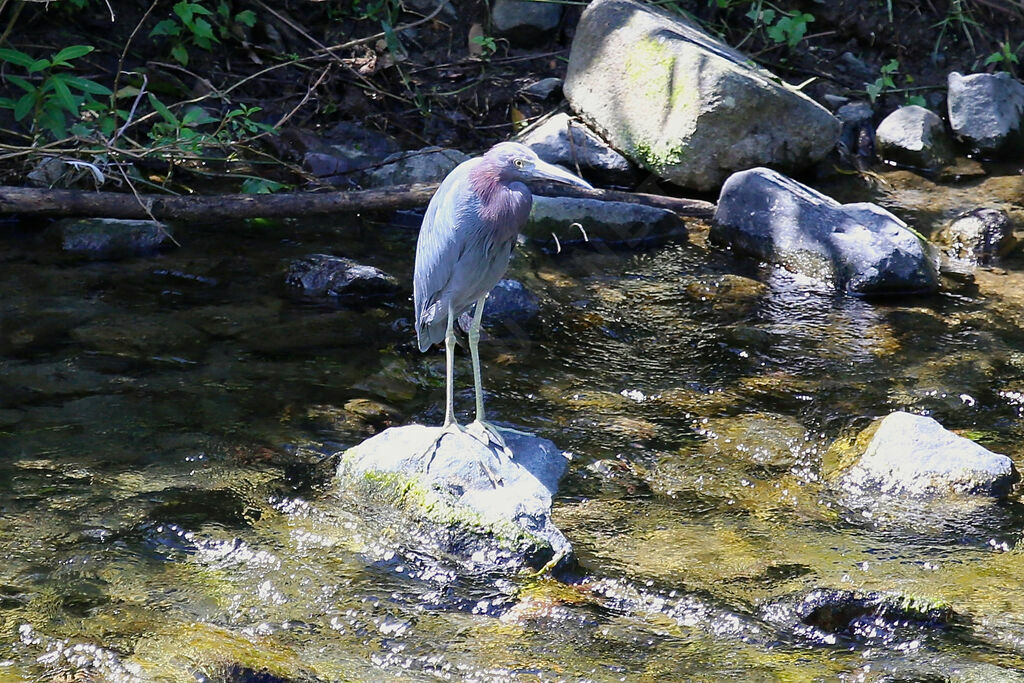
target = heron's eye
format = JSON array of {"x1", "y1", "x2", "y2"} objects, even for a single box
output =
[{"x1": 513, "y1": 158, "x2": 526, "y2": 169}]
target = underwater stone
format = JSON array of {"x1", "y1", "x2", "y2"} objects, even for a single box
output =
[
  {"x1": 49, "y1": 218, "x2": 174, "y2": 260},
  {"x1": 458, "y1": 278, "x2": 540, "y2": 333},
  {"x1": 876, "y1": 105, "x2": 955, "y2": 169},
  {"x1": 285, "y1": 253, "x2": 398, "y2": 298},
  {"x1": 564, "y1": 0, "x2": 839, "y2": 191},
  {"x1": 947, "y1": 71, "x2": 1024, "y2": 156},
  {"x1": 833, "y1": 411, "x2": 1018, "y2": 498},
  {"x1": 712, "y1": 167, "x2": 939, "y2": 295},
  {"x1": 338, "y1": 424, "x2": 571, "y2": 572}
]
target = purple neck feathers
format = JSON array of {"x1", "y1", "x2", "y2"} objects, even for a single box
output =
[{"x1": 468, "y1": 159, "x2": 532, "y2": 230}]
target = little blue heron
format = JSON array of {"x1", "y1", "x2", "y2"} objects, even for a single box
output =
[{"x1": 414, "y1": 141, "x2": 592, "y2": 452}]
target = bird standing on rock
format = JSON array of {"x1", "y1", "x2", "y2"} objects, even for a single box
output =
[{"x1": 414, "y1": 141, "x2": 592, "y2": 453}]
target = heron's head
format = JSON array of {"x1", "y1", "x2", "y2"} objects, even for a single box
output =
[{"x1": 486, "y1": 141, "x2": 593, "y2": 189}]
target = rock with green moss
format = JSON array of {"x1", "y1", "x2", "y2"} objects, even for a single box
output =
[
  {"x1": 337, "y1": 424, "x2": 571, "y2": 572},
  {"x1": 826, "y1": 411, "x2": 1018, "y2": 498},
  {"x1": 563, "y1": 0, "x2": 839, "y2": 191}
]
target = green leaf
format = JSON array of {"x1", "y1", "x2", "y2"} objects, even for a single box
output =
[
  {"x1": 192, "y1": 17, "x2": 216, "y2": 42},
  {"x1": 984, "y1": 52, "x2": 1002, "y2": 65},
  {"x1": 39, "y1": 107, "x2": 67, "y2": 139},
  {"x1": 171, "y1": 43, "x2": 190, "y2": 66},
  {"x1": 0, "y1": 97, "x2": 15, "y2": 109},
  {"x1": 241, "y1": 177, "x2": 286, "y2": 194},
  {"x1": 173, "y1": 0, "x2": 194, "y2": 24},
  {"x1": 51, "y1": 45, "x2": 94, "y2": 64},
  {"x1": 151, "y1": 19, "x2": 182, "y2": 37},
  {"x1": 115, "y1": 85, "x2": 141, "y2": 99},
  {"x1": 48, "y1": 75, "x2": 78, "y2": 114},
  {"x1": 100, "y1": 115, "x2": 116, "y2": 137},
  {"x1": 64, "y1": 75, "x2": 112, "y2": 96},
  {"x1": 13, "y1": 92, "x2": 35, "y2": 121},
  {"x1": 5, "y1": 74, "x2": 35, "y2": 93},
  {"x1": 28, "y1": 58, "x2": 51, "y2": 73},
  {"x1": 148, "y1": 93, "x2": 179, "y2": 126},
  {"x1": 181, "y1": 106, "x2": 216, "y2": 126},
  {"x1": 0, "y1": 47, "x2": 37, "y2": 68},
  {"x1": 235, "y1": 9, "x2": 257, "y2": 26}
]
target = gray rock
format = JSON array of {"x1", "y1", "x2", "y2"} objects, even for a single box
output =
[
  {"x1": 323, "y1": 121, "x2": 400, "y2": 168},
  {"x1": 338, "y1": 424, "x2": 571, "y2": 571},
  {"x1": 835, "y1": 101, "x2": 876, "y2": 169},
  {"x1": 711, "y1": 167, "x2": 939, "y2": 295},
  {"x1": 517, "y1": 112, "x2": 637, "y2": 185},
  {"x1": 49, "y1": 218, "x2": 174, "y2": 260},
  {"x1": 458, "y1": 278, "x2": 540, "y2": 332},
  {"x1": 947, "y1": 71, "x2": 1024, "y2": 156},
  {"x1": 564, "y1": 0, "x2": 840, "y2": 191},
  {"x1": 284, "y1": 253, "x2": 398, "y2": 298},
  {"x1": 521, "y1": 77, "x2": 563, "y2": 100},
  {"x1": 491, "y1": 0, "x2": 563, "y2": 44},
  {"x1": 524, "y1": 195, "x2": 686, "y2": 250},
  {"x1": 362, "y1": 147, "x2": 469, "y2": 187},
  {"x1": 837, "y1": 411, "x2": 1018, "y2": 498},
  {"x1": 876, "y1": 105, "x2": 955, "y2": 169},
  {"x1": 934, "y1": 208, "x2": 1017, "y2": 267}
]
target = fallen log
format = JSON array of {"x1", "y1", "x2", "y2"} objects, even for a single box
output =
[{"x1": 0, "y1": 183, "x2": 715, "y2": 222}]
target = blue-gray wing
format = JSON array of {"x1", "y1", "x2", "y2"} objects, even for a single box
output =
[{"x1": 413, "y1": 159, "x2": 481, "y2": 351}]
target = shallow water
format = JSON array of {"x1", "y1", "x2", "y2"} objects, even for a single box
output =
[{"x1": 3, "y1": 167, "x2": 1024, "y2": 680}]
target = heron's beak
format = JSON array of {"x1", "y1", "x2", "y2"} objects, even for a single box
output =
[{"x1": 530, "y1": 159, "x2": 593, "y2": 190}]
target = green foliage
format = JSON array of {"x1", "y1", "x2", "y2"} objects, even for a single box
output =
[
  {"x1": 0, "y1": 45, "x2": 112, "y2": 140},
  {"x1": 983, "y1": 41, "x2": 1021, "y2": 73},
  {"x1": 865, "y1": 58, "x2": 900, "y2": 103},
  {"x1": 470, "y1": 34, "x2": 498, "y2": 59},
  {"x1": 150, "y1": 0, "x2": 256, "y2": 66},
  {"x1": 707, "y1": 1, "x2": 815, "y2": 50},
  {"x1": 764, "y1": 11, "x2": 813, "y2": 48}
]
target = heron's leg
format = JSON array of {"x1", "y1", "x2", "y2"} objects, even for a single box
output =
[
  {"x1": 443, "y1": 302, "x2": 458, "y2": 427},
  {"x1": 469, "y1": 295, "x2": 487, "y2": 424}
]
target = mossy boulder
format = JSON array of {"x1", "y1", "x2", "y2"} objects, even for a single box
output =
[
  {"x1": 564, "y1": 0, "x2": 839, "y2": 191},
  {"x1": 337, "y1": 424, "x2": 572, "y2": 573}
]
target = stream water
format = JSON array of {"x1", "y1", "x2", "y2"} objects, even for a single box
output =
[{"x1": 2, "y1": 166, "x2": 1024, "y2": 680}]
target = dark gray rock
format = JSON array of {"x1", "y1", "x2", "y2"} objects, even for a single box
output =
[
  {"x1": 711, "y1": 167, "x2": 939, "y2": 295},
  {"x1": 947, "y1": 71, "x2": 1024, "y2": 156},
  {"x1": 338, "y1": 424, "x2": 571, "y2": 572},
  {"x1": 458, "y1": 278, "x2": 540, "y2": 332},
  {"x1": 517, "y1": 112, "x2": 637, "y2": 186},
  {"x1": 835, "y1": 101, "x2": 876, "y2": 169},
  {"x1": 521, "y1": 77, "x2": 563, "y2": 101},
  {"x1": 361, "y1": 146, "x2": 469, "y2": 187},
  {"x1": 524, "y1": 195, "x2": 686, "y2": 250},
  {"x1": 285, "y1": 254, "x2": 398, "y2": 298},
  {"x1": 323, "y1": 121, "x2": 400, "y2": 168},
  {"x1": 876, "y1": 105, "x2": 955, "y2": 169},
  {"x1": 834, "y1": 411, "x2": 1018, "y2": 498},
  {"x1": 491, "y1": 0, "x2": 563, "y2": 44},
  {"x1": 934, "y1": 208, "x2": 1017, "y2": 267},
  {"x1": 49, "y1": 218, "x2": 174, "y2": 260},
  {"x1": 564, "y1": 0, "x2": 840, "y2": 191}
]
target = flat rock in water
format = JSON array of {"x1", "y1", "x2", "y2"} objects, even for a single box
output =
[
  {"x1": 49, "y1": 218, "x2": 174, "y2": 260},
  {"x1": 517, "y1": 112, "x2": 637, "y2": 186},
  {"x1": 361, "y1": 146, "x2": 469, "y2": 187},
  {"x1": 875, "y1": 105, "x2": 955, "y2": 169},
  {"x1": 337, "y1": 424, "x2": 571, "y2": 572},
  {"x1": 711, "y1": 167, "x2": 939, "y2": 295},
  {"x1": 947, "y1": 71, "x2": 1024, "y2": 156},
  {"x1": 285, "y1": 253, "x2": 398, "y2": 298},
  {"x1": 525, "y1": 195, "x2": 686, "y2": 250},
  {"x1": 458, "y1": 278, "x2": 540, "y2": 333},
  {"x1": 830, "y1": 411, "x2": 1018, "y2": 498},
  {"x1": 564, "y1": 0, "x2": 839, "y2": 191}
]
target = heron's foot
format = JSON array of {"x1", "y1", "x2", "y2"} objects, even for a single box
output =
[
  {"x1": 418, "y1": 420, "x2": 467, "y2": 470},
  {"x1": 466, "y1": 419, "x2": 518, "y2": 458}
]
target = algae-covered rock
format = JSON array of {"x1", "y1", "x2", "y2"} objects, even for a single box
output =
[
  {"x1": 827, "y1": 411, "x2": 1018, "y2": 498},
  {"x1": 337, "y1": 424, "x2": 571, "y2": 572},
  {"x1": 564, "y1": 0, "x2": 839, "y2": 190}
]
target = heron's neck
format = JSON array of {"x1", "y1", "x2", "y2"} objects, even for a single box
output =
[{"x1": 469, "y1": 162, "x2": 532, "y2": 227}]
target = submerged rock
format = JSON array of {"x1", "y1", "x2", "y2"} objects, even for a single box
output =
[
  {"x1": 517, "y1": 112, "x2": 637, "y2": 186},
  {"x1": 875, "y1": 105, "x2": 955, "y2": 169},
  {"x1": 458, "y1": 278, "x2": 541, "y2": 332},
  {"x1": 337, "y1": 424, "x2": 571, "y2": 572},
  {"x1": 934, "y1": 208, "x2": 1017, "y2": 267},
  {"x1": 284, "y1": 253, "x2": 398, "y2": 298},
  {"x1": 711, "y1": 167, "x2": 939, "y2": 295},
  {"x1": 525, "y1": 195, "x2": 686, "y2": 250},
  {"x1": 49, "y1": 218, "x2": 174, "y2": 260},
  {"x1": 947, "y1": 71, "x2": 1024, "y2": 156},
  {"x1": 361, "y1": 146, "x2": 469, "y2": 187},
  {"x1": 564, "y1": 0, "x2": 839, "y2": 191},
  {"x1": 828, "y1": 411, "x2": 1018, "y2": 498}
]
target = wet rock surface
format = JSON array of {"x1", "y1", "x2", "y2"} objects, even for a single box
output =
[
  {"x1": 517, "y1": 112, "x2": 637, "y2": 186},
  {"x1": 934, "y1": 207, "x2": 1017, "y2": 267},
  {"x1": 829, "y1": 411, "x2": 1019, "y2": 498},
  {"x1": 48, "y1": 218, "x2": 175, "y2": 260},
  {"x1": 947, "y1": 71, "x2": 1024, "y2": 156},
  {"x1": 458, "y1": 278, "x2": 541, "y2": 333},
  {"x1": 875, "y1": 105, "x2": 955, "y2": 169},
  {"x1": 712, "y1": 167, "x2": 939, "y2": 295},
  {"x1": 338, "y1": 424, "x2": 571, "y2": 571},
  {"x1": 284, "y1": 253, "x2": 399, "y2": 299},
  {"x1": 564, "y1": 0, "x2": 839, "y2": 191},
  {"x1": 525, "y1": 195, "x2": 686, "y2": 250}
]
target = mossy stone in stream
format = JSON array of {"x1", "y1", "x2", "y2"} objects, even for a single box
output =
[{"x1": 337, "y1": 424, "x2": 572, "y2": 573}]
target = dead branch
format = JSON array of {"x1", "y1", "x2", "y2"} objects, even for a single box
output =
[{"x1": 0, "y1": 183, "x2": 715, "y2": 222}]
